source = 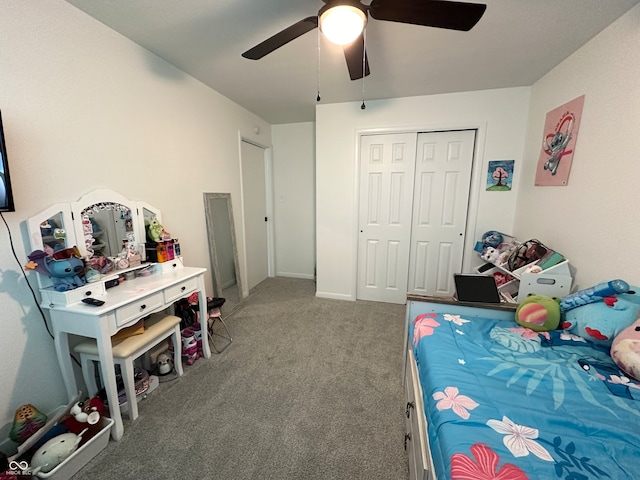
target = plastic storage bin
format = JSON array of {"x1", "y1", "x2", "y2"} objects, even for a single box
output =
[{"x1": 35, "y1": 416, "x2": 113, "y2": 479}]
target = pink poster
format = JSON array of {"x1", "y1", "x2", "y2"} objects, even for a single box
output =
[{"x1": 535, "y1": 95, "x2": 585, "y2": 186}]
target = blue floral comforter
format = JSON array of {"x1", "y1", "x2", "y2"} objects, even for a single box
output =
[{"x1": 410, "y1": 312, "x2": 640, "y2": 480}]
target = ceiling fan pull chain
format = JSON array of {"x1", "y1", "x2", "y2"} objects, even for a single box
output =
[
  {"x1": 361, "y1": 26, "x2": 366, "y2": 110},
  {"x1": 316, "y1": 26, "x2": 321, "y2": 102}
]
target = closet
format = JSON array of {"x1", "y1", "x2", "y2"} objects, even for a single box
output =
[{"x1": 356, "y1": 130, "x2": 476, "y2": 304}]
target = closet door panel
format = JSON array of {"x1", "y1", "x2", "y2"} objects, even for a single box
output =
[
  {"x1": 357, "y1": 133, "x2": 417, "y2": 304},
  {"x1": 408, "y1": 130, "x2": 475, "y2": 297}
]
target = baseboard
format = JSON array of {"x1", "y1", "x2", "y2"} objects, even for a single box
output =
[
  {"x1": 275, "y1": 272, "x2": 315, "y2": 280},
  {"x1": 315, "y1": 291, "x2": 355, "y2": 301}
]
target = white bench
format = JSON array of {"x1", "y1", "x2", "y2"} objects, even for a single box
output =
[{"x1": 74, "y1": 313, "x2": 183, "y2": 421}]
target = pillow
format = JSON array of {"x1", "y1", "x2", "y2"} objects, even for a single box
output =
[{"x1": 561, "y1": 287, "x2": 640, "y2": 347}]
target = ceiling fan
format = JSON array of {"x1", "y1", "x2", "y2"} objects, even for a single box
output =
[{"x1": 242, "y1": 0, "x2": 487, "y2": 81}]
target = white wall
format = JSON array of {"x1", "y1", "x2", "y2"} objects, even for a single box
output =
[
  {"x1": 0, "y1": 1, "x2": 270, "y2": 430},
  {"x1": 315, "y1": 88, "x2": 531, "y2": 300},
  {"x1": 514, "y1": 4, "x2": 640, "y2": 290},
  {"x1": 272, "y1": 123, "x2": 316, "y2": 279}
]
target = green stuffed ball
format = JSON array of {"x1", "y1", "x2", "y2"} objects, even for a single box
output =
[{"x1": 516, "y1": 294, "x2": 561, "y2": 332}]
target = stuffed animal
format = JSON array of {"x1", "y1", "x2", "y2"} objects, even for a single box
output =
[
  {"x1": 62, "y1": 397, "x2": 105, "y2": 446},
  {"x1": 156, "y1": 352, "x2": 173, "y2": 375},
  {"x1": 27, "y1": 248, "x2": 86, "y2": 291},
  {"x1": 515, "y1": 294, "x2": 561, "y2": 332},
  {"x1": 30, "y1": 429, "x2": 87, "y2": 475},
  {"x1": 84, "y1": 267, "x2": 101, "y2": 283},
  {"x1": 482, "y1": 230, "x2": 503, "y2": 248},
  {"x1": 146, "y1": 217, "x2": 171, "y2": 243},
  {"x1": 45, "y1": 255, "x2": 86, "y2": 291},
  {"x1": 9, "y1": 404, "x2": 47, "y2": 444},
  {"x1": 474, "y1": 230, "x2": 505, "y2": 254},
  {"x1": 610, "y1": 315, "x2": 640, "y2": 381},
  {"x1": 561, "y1": 286, "x2": 640, "y2": 347},
  {"x1": 559, "y1": 279, "x2": 630, "y2": 312},
  {"x1": 480, "y1": 246, "x2": 500, "y2": 263}
]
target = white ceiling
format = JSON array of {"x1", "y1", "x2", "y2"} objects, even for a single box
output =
[{"x1": 65, "y1": 0, "x2": 639, "y2": 125}]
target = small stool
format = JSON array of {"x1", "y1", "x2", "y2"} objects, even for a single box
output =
[
  {"x1": 207, "y1": 297, "x2": 232, "y2": 353},
  {"x1": 74, "y1": 313, "x2": 183, "y2": 421}
]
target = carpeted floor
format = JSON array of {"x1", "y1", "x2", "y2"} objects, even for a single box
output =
[{"x1": 74, "y1": 277, "x2": 409, "y2": 479}]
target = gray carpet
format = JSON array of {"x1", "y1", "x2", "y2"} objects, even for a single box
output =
[{"x1": 74, "y1": 277, "x2": 409, "y2": 479}]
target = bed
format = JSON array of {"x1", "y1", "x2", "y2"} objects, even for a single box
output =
[{"x1": 403, "y1": 296, "x2": 640, "y2": 480}]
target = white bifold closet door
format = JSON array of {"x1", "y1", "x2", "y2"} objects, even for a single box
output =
[{"x1": 357, "y1": 130, "x2": 475, "y2": 304}]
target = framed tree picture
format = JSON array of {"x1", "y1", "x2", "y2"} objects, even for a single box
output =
[
  {"x1": 535, "y1": 95, "x2": 585, "y2": 186},
  {"x1": 486, "y1": 160, "x2": 514, "y2": 191}
]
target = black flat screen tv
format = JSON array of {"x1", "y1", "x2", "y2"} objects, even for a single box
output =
[{"x1": 0, "y1": 110, "x2": 15, "y2": 212}]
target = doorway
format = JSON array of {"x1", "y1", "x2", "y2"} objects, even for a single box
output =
[
  {"x1": 240, "y1": 140, "x2": 270, "y2": 291},
  {"x1": 357, "y1": 130, "x2": 476, "y2": 303}
]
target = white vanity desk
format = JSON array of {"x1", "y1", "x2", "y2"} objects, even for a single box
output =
[
  {"x1": 47, "y1": 266, "x2": 208, "y2": 441},
  {"x1": 27, "y1": 189, "x2": 209, "y2": 441}
]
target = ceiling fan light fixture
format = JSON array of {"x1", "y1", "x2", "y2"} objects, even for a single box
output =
[{"x1": 320, "y1": 5, "x2": 367, "y2": 46}]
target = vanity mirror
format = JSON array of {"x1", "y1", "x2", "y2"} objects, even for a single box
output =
[
  {"x1": 71, "y1": 189, "x2": 146, "y2": 259},
  {"x1": 33, "y1": 209, "x2": 71, "y2": 252},
  {"x1": 204, "y1": 193, "x2": 243, "y2": 315},
  {"x1": 79, "y1": 201, "x2": 135, "y2": 258},
  {"x1": 27, "y1": 189, "x2": 163, "y2": 292}
]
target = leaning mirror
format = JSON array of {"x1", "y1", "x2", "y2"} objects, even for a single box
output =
[{"x1": 204, "y1": 193, "x2": 242, "y2": 315}]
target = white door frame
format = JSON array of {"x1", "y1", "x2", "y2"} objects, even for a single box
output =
[
  {"x1": 353, "y1": 122, "x2": 487, "y2": 300},
  {"x1": 238, "y1": 133, "x2": 275, "y2": 297}
]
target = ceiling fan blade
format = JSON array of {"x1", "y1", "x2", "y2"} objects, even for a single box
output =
[
  {"x1": 343, "y1": 34, "x2": 370, "y2": 81},
  {"x1": 242, "y1": 16, "x2": 318, "y2": 60},
  {"x1": 369, "y1": 0, "x2": 486, "y2": 31}
]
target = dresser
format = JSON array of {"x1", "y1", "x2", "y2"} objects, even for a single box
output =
[
  {"x1": 27, "y1": 189, "x2": 210, "y2": 441},
  {"x1": 48, "y1": 267, "x2": 208, "y2": 440}
]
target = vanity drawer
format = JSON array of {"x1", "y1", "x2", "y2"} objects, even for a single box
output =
[
  {"x1": 155, "y1": 258, "x2": 184, "y2": 274},
  {"x1": 115, "y1": 292, "x2": 163, "y2": 327},
  {"x1": 164, "y1": 277, "x2": 198, "y2": 303},
  {"x1": 41, "y1": 282, "x2": 107, "y2": 307}
]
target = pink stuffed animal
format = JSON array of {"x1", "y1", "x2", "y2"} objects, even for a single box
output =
[{"x1": 610, "y1": 315, "x2": 640, "y2": 381}]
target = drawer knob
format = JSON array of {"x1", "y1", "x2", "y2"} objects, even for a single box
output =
[
  {"x1": 181, "y1": 286, "x2": 186, "y2": 292},
  {"x1": 85, "y1": 291, "x2": 92, "y2": 296},
  {"x1": 140, "y1": 304, "x2": 147, "y2": 310}
]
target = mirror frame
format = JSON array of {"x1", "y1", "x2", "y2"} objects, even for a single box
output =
[
  {"x1": 27, "y1": 202, "x2": 74, "y2": 252},
  {"x1": 27, "y1": 189, "x2": 161, "y2": 259},
  {"x1": 72, "y1": 189, "x2": 140, "y2": 258},
  {"x1": 26, "y1": 189, "x2": 164, "y2": 291},
  {"x1": 203, "y1": 192, "x2": 243, "y2": 313}
]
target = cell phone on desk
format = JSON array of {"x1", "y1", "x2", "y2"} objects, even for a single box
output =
[{"x1": 82, "y1": 297, "x2": 105, "y2": 307}]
